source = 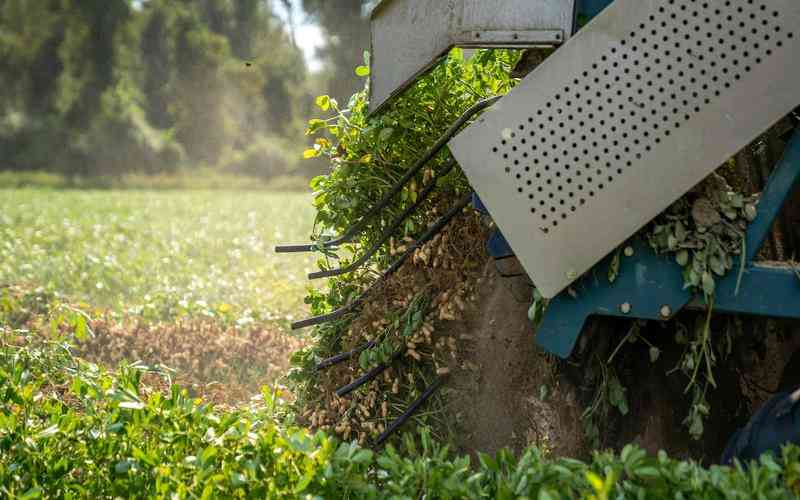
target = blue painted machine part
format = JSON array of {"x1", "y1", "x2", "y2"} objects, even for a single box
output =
[
  {"x1": 473, "y1": 193, "x2": 515, "y2": 259},
  {"x1": 576, "y1": 0, "x2": 614, "y2": 22},
  {"x1": 471, "y1": 192, "x2": 489, "y2": 215},
  {"x1": 536, "y1": 130, "x2": 800, "y2": 358},
  {"x1": 487, "y1": 230, "x2": 515, "y2": 260}
]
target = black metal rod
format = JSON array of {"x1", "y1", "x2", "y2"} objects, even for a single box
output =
[
  {"x1": 291, "y1": 194, "x2": 472, "y2": 330},
  {"x1": 335, "y1": 351, "x2": 404, "y2": 398},
  {"x1": 316, "y1": 341, "x2": 376, "y2": 371},
  {"x1": 275, "y1": 96, "x2": 500, "y2": 254},
  {"x1": 375, "y1": 377, "x2": 445, "y2": 446},
  {"x1": 308, "y1": 159, "x2": 457, "y2": 280}
]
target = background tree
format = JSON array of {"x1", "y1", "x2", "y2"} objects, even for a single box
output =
[
  {"x1": 0, "y1": 0, "x2": 313, "y2": 179},
  {"x1": 301, "y1": 0, "x2": 372, "y2": 102}
]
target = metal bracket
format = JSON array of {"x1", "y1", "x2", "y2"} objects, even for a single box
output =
[
  {"x1": 369, "y1": 0, "x2": 576, "y2": 114},
  {"x1": 454, "y1": 30, "x2": 564, "y2": 47}
]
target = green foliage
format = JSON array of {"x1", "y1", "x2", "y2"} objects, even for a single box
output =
[
  {"x1": 0, "y1": 188, "x2": 317, "y2": 326},
  {"x1": 290, "y1": 48, "x2": 521, "y2": 408},
  {"x1": 2, "y1": 332, "x2": 800, "y2": 498},
  {"x1": 0, "y1": 0, "x2": 311, "y2": 179},
  {"x1": 644, "y1": 172, "x2": 759, "y2": 439},
  {"x1": 0, "y1": 168, "x2": 310, "y2": 191},
  {"x1": 306, "y1": 48, "x2": 519, "y2": 272},
  {"x1": 647, "y1": 172, "x2": 758, "y2": 298}
]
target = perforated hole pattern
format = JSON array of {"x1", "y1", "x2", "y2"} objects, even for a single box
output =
[{"x1": 491, "y1": 0, "x2": 793, "y2": 235}]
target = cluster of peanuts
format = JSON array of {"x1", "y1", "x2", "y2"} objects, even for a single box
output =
[
  {"x1": 434, "y1": 285, "x2": 473, "y2": 322},
  {"x1": 305, "y1": 377, "x2": 399, "y2": 445},
  {"x1": 307, "y1": 210, "x2": 487, "y2": 443},
  {"x1": 410, "y1": 231, "x2": 459, "y2": 271}
]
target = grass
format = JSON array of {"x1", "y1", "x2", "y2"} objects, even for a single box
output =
[
  {"x1": 0, "y1": 187, "x2": 320, "y2": 402},
  {"x1": 0, "y1": 169, "x2": 312, "y2": 192},
  {"x1": 0, "y1": 188, "x2": 318, "y2": 328}
]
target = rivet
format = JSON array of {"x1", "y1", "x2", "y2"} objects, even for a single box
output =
[
  {"x1": 624, "y1": 246, "x2": 635, "y2": 257},
  {"x1": 660, "y1": 305, "x2": 672, "y2": 318},
  {"x1": 620, "y1": 302, "x2": 632, "y2": 314}
]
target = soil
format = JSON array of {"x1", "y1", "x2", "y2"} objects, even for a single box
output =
[
  {"x1": 444, "y1": 260, "x2": 587, "y2": 458},
  {"x1": 442, "y1": 257, "x2": 800, "y2": 463},
  {"x1": 438, "y1": 117, "x2": 800, "y2": 462}
]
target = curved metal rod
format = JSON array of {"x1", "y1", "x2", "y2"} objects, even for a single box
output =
[
  {"x1": 316, "y1": 341, "x2": 376, "y2": 371},
  {"x1": 275, "y1": 96, "x2": 500, "y2": 254},
  {"x1": 335, "y1": 350, "x2": 404, "y2": 397},
  {"x1": 291, "y1": 193, "x2": 472, "y2": 330},
  {"x1": 375, "y1": 377, "x2": 445, "y2": 446},
  {"x1": 308, "y1": 159, "x2": 457, "y2": 280}
]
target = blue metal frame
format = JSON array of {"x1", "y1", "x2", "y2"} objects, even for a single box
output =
[
  {"x1": 473, "y1": 193, "x2": 515, "y2": 259},
  {"x1": 537, "y1": 130, "x2": 800, "y2": 358}
]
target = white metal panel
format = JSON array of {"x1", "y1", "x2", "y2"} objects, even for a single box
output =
[
  {"x1": 450, "y1": 0, "x2": 800, "y2": 298},
  {"x1": 369, "y1": 0, "x2": 575, "y2": 114}
]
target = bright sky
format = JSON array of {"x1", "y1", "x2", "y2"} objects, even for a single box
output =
[{"x1": 273, "y1": 0, "x2": 326, "y2": 73}]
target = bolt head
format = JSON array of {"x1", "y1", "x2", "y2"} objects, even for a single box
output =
[
  {"x1": 620, "y1": 302, "x2": 632, "y2": 314},
  {"x1": 660, "y1": 305, "x2": 672, "y2": 319}
]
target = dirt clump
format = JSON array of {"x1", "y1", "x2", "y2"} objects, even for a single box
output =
[{"x1": 443, "y1": 260, "x2": 587, "y2": 458}]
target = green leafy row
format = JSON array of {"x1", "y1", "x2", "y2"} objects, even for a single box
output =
[{"x1": 2, "y1": 330, "x2": 800, "y2": 499}]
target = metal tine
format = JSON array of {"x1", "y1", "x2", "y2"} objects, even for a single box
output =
[
  {"x1": 274, "y1": 96, "x2": 500, "y2": 254},
  {"x1": 308, "y1": 159, "x2": 457, "y2": 280},
  {"x1": 315, "y1": 341, "x2": 376, "y2": 371},
  {"x1": 291, "y1": 193, "x2": 472, "y2": 330},
  {"x1": 375, "y1": 377, "x2": 445, "y2": 447},
  {"x1": 335, "y1": 350, "x2": 404, "y2": 398}
]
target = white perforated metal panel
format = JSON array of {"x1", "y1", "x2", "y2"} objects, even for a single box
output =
[{"x1": 450, "y1": 0, "x2": 800, "y2": 298}]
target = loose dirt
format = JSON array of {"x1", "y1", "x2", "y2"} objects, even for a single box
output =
[{"x1": 443, "y1": 260, "x2": 587, "y2": 458}]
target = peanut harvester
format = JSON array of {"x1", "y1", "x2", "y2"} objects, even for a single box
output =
[{"x1": 277, "y1": 0, "x2": 800, "y2": 445}]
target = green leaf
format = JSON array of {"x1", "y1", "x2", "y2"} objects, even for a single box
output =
[
  {"x1": 20, "y1": 487, "x2": 43, "y2": 500},
  {"x1": 315, "y1": 94, "x2": 331, "y2": 111},
  {"x1": 702, "y1": 272, "x2": 715, "y2": 296},
  {"x1": 355, "y1": 65, "x2": 370, "y2": 77},
  {"x1": 352, "y1": 449, "x2": 373, "y2": 464},
  {"x1": 114, "y1": 460, "x2": 133, "y2": 475},
  {"x1": 667, "y1": 234, "x2": 678, "y2": 250},
  {"x1": 709, "y1": 256, "x2": 725, "y2": 276},
  {"x1": 36, "y1": 425, "x2": 59, "y2": 439},
  {"x1": 74, "y1": 314, "x2": 88, "y2": 341},
  {"x1": 649, "y1": 347, "x2": 661, "y2": 363},
  {"x1": 201, "y1": 446, "x2": 218, "y2": 464},
  {"x1": 119, "y1": 401, "x2": 145, "y2": 410},
  {"x1": 303, "y1": 148, "x2": 321, "y2": 159},
  {"x1": 230, "y1": 472, "x2": 248, "y2": 487},
  {"x1": 378, "y1": 127, "x2": 394, "y2": 142},
  {"x1": 689, "y1": 415, "x2": 704, "y2": 439},
  {"x1": 608, "y1": 249, "x2": 621, "y2": 284},
  {"x1": 674, "y1": 221, "x2": 687, "y2": 242},
  {"x1": 676, "y1": 250, "x2": 690, "y2": 267},
  {"x1": 306, "y1": 119, "x2": 327, "y2": 135}
]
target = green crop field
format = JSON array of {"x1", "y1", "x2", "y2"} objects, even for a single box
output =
[{"x1": 0, "y1": 188, "x2": 318, "y2": 328}]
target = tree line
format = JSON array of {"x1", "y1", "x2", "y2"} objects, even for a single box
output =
[{"x1": 0, "y1": 0, "x2": 370, "y2": 180}]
